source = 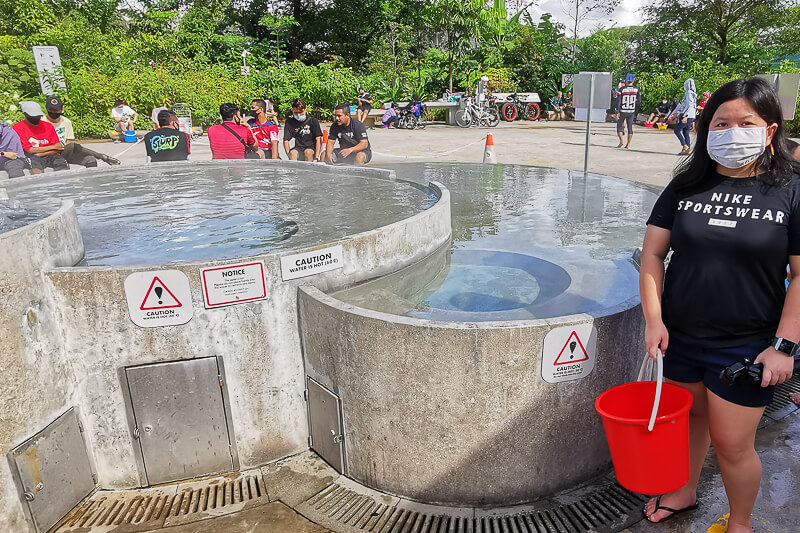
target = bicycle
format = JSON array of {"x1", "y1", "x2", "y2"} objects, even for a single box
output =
[
  {"x1": 499, "y1": 93, "x2": 540, "y2": 121},
  {"x1": 397, "y1": 103, "x2": 427, "y2": 129},
  {"x1": 454, "y1": 97, "x2": 500, "y2": 128}
]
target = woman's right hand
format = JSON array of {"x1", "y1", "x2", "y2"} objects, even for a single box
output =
[{"x1": 645, "y1": 320, "x2": 669, "y2": 361}]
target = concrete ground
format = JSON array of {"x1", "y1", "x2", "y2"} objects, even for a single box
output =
[
  {"x1": 55, "y1": 121, "x2": 800, "y2": 532},
  {"x1": 90, "y1": 120, "x2": 693, "y2": 189}
]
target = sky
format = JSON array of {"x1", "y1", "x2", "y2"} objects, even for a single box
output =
[{"x1": 525, "y1": 0, "x2": 647, "y2": 36}]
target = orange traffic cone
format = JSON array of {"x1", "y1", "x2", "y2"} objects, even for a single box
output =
[{"x1": 483, "y1": 132, "x2": 497, "y2": 164}]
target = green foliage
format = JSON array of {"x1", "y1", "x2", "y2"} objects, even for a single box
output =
[
  {"x1": 0, "y1": 36, "x2": 38, "y2": 96},
  {"x1": 60, "y1": 61, "x2": 366, "y2": 137}
]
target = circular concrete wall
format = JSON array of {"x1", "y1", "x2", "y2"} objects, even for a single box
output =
[
  {"x1": 298, "y1": 283, "x2": 645, "y2": 506},
  {"x1": 0, "y1": 162, "x2": 451, "y2": 532}
]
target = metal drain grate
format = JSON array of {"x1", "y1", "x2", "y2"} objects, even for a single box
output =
[
  {"x1": 305, "y1": 481, "x2": 648, "y2": 533},
  {"x1": 55, "y1": 472, "x2": 265, "y2": 531},
  {"x1": 764, "y1": 374, "x2": 800, "y2": 421}
]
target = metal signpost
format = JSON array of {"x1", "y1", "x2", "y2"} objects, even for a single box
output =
[
  {"x1": 756, "y1": 73, "x2": 800, "y2": 120},
  {"x1": 32, "y1": 46, "x2": 66, "y2": 95},
  {"x1": 573, "y1": 71, "x2": 612, "y2": 173}
]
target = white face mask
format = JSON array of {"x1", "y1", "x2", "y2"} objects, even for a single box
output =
[
  {"x1": 706, "y1": 126, "x2": 767, "y2": 169},
  {"x1": 294, "y1": 114, "x2": 306, "y2": 121}
]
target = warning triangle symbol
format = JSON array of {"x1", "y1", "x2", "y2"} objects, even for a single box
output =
[
  {"x1": 554, "y1": 331, "x2": 589, "y2": 365},
  {"x1": 139, "y1": 276, "x2": 182, "y2": 310}
]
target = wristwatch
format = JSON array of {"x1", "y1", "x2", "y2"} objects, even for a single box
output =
[{"x1": 772, "y1": 337, "x2": 799, "y2": 357}]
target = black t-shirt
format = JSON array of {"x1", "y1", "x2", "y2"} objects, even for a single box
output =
[
  {"x1": 143, "y1": 127, "x2": 190, "y2": 162},
  {"x1": 283, "y1": 116, "x2": 323, "y2": 151},
  {"x1": 358, "y1": 93, "x2": 373, "y2": 108},
  {"x1": 329, "y1": 119, "x2": 370, "y2": 150},
  {"x1": 655, "y1": 101, "x2": 671, "y2": 115},
  {"x1": 647, "y1": 172, "x2": 800, "y2": 347},
  {"x1": 617, "y1": 85, "x2": 641, "y2": 114}
]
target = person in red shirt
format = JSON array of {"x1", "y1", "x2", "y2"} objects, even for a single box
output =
[
  {"x1": 247, "y1": 99, "x2": 279, "y2": 159},
  {"x1": 12, "y1": 101, "x2": 68, "y2": 174},
  {"x1": 207, "y1": 103, "x2": 262, "y2": 160}
]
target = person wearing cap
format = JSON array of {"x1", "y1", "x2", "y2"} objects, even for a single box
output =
[
  {"x1": 615, "y1": 73, "x2": 642, "y2": 149},
  {"x1": 0, "y1": 122, "x2": 28, "y2": 178},
  {"x1": 43, "y1": 97, "x2": 120, "y2": 167},
  {"x1": 111, "y1": 99, "x2": 138, "y2": 135},
  {"x1": 12, "y1": 101, "x2": 68, "y2": 174}
]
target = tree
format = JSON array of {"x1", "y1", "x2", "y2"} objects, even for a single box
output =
[
  {"x1": 428, "y1": 0, "x2": 483, "y2": 92},
  {"x1": 561, "y1": 0, "x2": 622, "y2": 63},
  {"x1": 642, "y1": 0, "x2": 785, "y2": 65}
]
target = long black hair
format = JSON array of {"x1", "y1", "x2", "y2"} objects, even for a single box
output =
[{"x1": 671, "y1": 77, "x2": 800, "y2": 193}]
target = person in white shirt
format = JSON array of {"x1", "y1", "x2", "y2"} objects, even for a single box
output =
[
  {"x1": 111, "y1": 99, "x2": 138, "y2": 132},
  {"x1": 44, "y1": 96, "x2": 119, "y2": 166}
]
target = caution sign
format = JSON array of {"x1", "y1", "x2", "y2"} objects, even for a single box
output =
[
  {"x1": 541, "y1": 323, "x2": 597, "y2": 383},
  {"x1": 200, "y1": 261, "x2": 267, "y2": 308},
  {"x1": 124, "y1": 270, "x2": 193, "y2": 328},
  {"x1": 280, "y1": 244, "x2": 344, "y2": 281}
]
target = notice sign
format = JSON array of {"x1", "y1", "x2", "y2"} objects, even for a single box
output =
[
  {"x1": 201, "y1": 261, "x2": 267, "y2": 308},
  {"x1": 541, "y1": 323, "x2": 597, "y2": 383},
  {"x1": 280, "y1": 245, "x2": 344, "y2": 281},
  {"x1": 124, "y1": 270, "x2": 193, "y2": 328}
]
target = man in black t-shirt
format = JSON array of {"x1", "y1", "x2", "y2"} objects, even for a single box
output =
[
  {"x1": 143, "y1": 110, "x2": 190, "y2": 162},
  {"x1": 355, "y1": 87, "x2": 373, "y2": 126},
  {"x1": 325, "y1": 102, "x2": 371, "y2": 166},
  {"x1": 283, "y1": 98, "x2": 323, "y2": 161}
]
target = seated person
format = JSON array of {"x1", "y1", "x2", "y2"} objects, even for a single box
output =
[
  {"x1": 382, "y1": 103, "x2": 398, "y2": 128},
  {"x1": 324, "y1": 102, "x2": 371, "y2": 166},
  {"x1": 144, "y1": 110, "x2": 191, "y2": 162},
  {"x1": 12, "y1": 101, "x2": 68, "y2": 174},
  {"x1": 248, "y1": 99, "x2": 280, "y2": 159},
  {"x1": 111, "y1": 100, "x2": 138, "y2": 133},
  {"x1": 0, "y1": 122, "x2": 28, "y2": 178},
  {"x1": 548, "y1": 91, "x2": 564, "y2": 120},
  {"x1": 207, "y1": 103, "x2": 262, "y2": 160},
  {"x1": 150, "y1": 106, "x2": 169, "y2": 130},
  {"x1": 646, "y1": 96, "x2": 672, "y2": 126},
  {"x1": 355, "y1": 87, "x2": 373, "y2": 125},
  {"x1": 563, "y1": 90, "x2": 575, "y2": 120},
  {"x1": 283, "y1": 98, "x2": 323, "y2": 161},
  {"x1": 43, "y1": 97, "x2": 120, "y2": 167}
]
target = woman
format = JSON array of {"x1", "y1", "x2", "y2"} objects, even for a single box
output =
[
  {"x1": 640, "y1": 77, "x2": 800, "y2": 532},
  {"x1": 669, "y1": 78, "x2": 698, "y2": 155}
]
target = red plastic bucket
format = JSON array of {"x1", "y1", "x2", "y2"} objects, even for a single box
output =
[{"x1": 595, "y1": 381, "x2": 693, "y2": 494}]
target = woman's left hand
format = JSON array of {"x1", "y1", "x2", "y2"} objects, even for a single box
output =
[{"x1": 754, "y1": 347, "x2": 795, "y2": 387}]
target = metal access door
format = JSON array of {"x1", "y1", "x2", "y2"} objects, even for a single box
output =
[
  {"x1": 126, "y1": 357, "x2": 234, "y2": 485},
  {"x1": 8, "y1": 408, "x2": 96, "y2": 533},
  {"x1": 306, "y1": 377, "x2": 345, "y2": 473}
]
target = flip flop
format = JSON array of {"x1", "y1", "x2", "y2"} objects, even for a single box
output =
[{"x1": 643, "y1": 495, "x2": 699, "y2": 523}]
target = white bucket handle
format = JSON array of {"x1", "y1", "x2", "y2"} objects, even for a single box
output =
[{"x1": 648, "y1": 349, "x2": 664, "y2": 432}]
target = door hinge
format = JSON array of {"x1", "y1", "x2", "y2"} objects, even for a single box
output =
[
  {"x1": 132, "y1": 427, "x2": 140, "y2": 440},
  {"x1": 303, "y1": 389, "x2": 308, "y2": 401},
  {"x1": 219, "y1": 376, "x2": 224, "y2": 389},
  {"x1": 78, "y1": 421, "x2": 84, "y2": 433},
  {"x1": 92, "y1": 473, "x2": 98, "y2": 485},
  {"x1": 308, "y1": 435, "x2": 313, "y2": 448}
]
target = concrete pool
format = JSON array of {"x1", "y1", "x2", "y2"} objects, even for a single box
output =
[{"x1": 0, "y1": 160, "x2": 657, "y2": 531}]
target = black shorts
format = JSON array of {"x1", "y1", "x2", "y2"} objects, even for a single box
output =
[
  {"x1": 333, "y1": 147, "x2": 372, "y2": 164},
  {"x1": 663, "y1": 337, "x2": 775, "y2": 407},
  {"x1": 616, "y1": 113, "x2": 635, "y2": 133},
  {"x1": 26, "y1": 152, "x2": 69, "y2": 171},
  {"x1": 290, "y1": 146, "x2": 316, "y2": 161},
  {"x1": 358, "y1": 105, "x2": 371, "y2": 112}
]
